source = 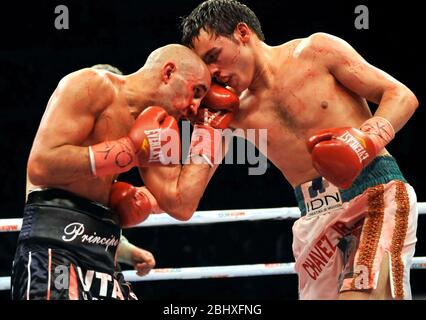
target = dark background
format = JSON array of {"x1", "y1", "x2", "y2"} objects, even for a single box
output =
[{"x1": 0, "y1": 0, "x2": 424, "y2": 300}]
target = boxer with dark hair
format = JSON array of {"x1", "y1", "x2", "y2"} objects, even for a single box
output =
[{"x1": 181, "y1": 0, "x2": 419, "y2": 300}]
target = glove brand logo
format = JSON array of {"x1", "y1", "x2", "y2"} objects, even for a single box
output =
[
  {"x1": 141, "y1": 137, "x2": 150, "y2": 154},
  {"x1": 338, "y1": 131, "x2": 369, "y2": 162},
  {"x1": 202, "y1": 108, "x2": 221, "y2": 125},
  {"x1": 302, "y1": 179, "x2": 343, "y2": 217},
  {"x1": 62, "y1": 222, "x2": 119, "y2": 251},
  {"x1": 142, "y1": 128, "x2": 181, "y2": 165},
  {"x1": 144, "y1": 129, "x2": 162, "y2": 162}
]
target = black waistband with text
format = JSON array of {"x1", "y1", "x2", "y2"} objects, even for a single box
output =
[{"x1": 18, "y1": 188, "x2": 121, "y2": 272}]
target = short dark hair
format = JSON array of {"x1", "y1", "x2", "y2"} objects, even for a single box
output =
[
  {"x1": 91, "y1": 64, "x2": 123, "y2": 75},
  {"x1": 181, "y1": 0, "x2": 265, "y2": 48}
]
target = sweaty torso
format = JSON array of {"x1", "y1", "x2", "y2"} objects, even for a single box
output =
[
  {"x1": 231, "y1": 39, "x2": 388, "y2": 188},
  {"x1": 26, "y1": 73, "x2": 135, "y2": 205}
]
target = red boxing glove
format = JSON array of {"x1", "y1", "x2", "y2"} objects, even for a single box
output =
[
  {"x1": 188, "y1": 84, "x2": 239, "y2": 166},
  {"x1": 109, "y1": 182, "x2": 162, "y2": 228},
  {"x1": 89, "y1": 106, "x2": 181, "y2": 176},
  {"x1": 307, "y1": 117, "x2": 395, "y2": 189},
  {"x1": 307, "y1": 127, "x2": 377, "y2": 189},
  {"x1": 192, "y1": 83, "x2": 240, "y2": 129}
]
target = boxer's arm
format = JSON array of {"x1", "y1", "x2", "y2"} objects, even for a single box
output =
[
  {"x1": 138, "y1": 138, "x2": 230, "y2": 221},
  {"x1": 117, "y1": 236, "x2": 155, "y2": 276},
  {"x1": 139, "y1": 165, "x2": 210, "y2": 220},
  {"x1": 310, "y1": 32, "x2": 419, "y2": 132},
  {"x1": 137, "y1": 84, "x2": 238, "y2": 221},
  {"x1": 27, "y1": 69, "x2": 113, "y2": 185}
]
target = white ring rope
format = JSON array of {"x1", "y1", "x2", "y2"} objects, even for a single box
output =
[
  {"x1": 1, "y1": 257, "x2": 426, "y2": 291},
  {"x1": 1, "y1": 202, "x2": 426, "y2": 231},
  {"x1": 1, "y1": 203, "x2": 425, "y2": 291},
  {"x1": 123, "y1": 256, "x2": 426, "y2": 282}
]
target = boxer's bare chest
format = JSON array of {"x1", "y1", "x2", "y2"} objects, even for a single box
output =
[
  {"x1": 87, "y1": 98, "x2": 134, "y2": 146},
  {"x1": 235, "y1": 59, "x2": 338, "y2": 141},
  {"x1": 231, "y1": 55, "x2": 364, "y2": 185}
]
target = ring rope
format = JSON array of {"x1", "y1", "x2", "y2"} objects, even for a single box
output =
[
  {"x1": 1, "y1": 202, "x2": 425, "y2": 231},
  {"x1": 1, "y1": 203, "x2": 424, "y2": 291},
  {"x1": 1, "y1": 257, "x2": 426, "y2": 291}
]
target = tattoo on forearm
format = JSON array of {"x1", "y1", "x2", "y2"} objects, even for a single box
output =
[
  {"x1": 115, "y1": 140, "x2": 134, "y2": 168},
  {"x1": 96, "y1": 140, "x2": 134, "y2": 168},
  {"x1": 96, "y1": 141, "x2": 114, "y2": 160},
  {"x1": 361, "y1": 120, "x2": 392, "y2": 141}
]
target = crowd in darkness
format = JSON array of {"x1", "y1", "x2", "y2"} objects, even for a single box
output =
[{"x1": 0, "y1": 1, "x2": 425, "y2": 299}]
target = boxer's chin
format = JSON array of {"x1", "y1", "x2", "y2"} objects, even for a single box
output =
[{"x1": 231, "y1": 77, "x2": 247, "y2": 94}]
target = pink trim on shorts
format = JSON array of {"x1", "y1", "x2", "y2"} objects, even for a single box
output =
[
  {"x1": 68, "y1": 264, "x2": 79, "y2": 300},
  {"x1": 46, "y1": 248, "x2": 52, "y2": 300}
]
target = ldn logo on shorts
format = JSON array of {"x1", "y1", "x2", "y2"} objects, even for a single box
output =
[{"x1": 301, "y1": 178, "x2": 343, "y2": 217}]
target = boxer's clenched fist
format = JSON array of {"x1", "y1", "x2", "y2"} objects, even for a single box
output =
[
  {"x1": 307, "y1": 117, "x2": 395, "y2": 189},
  {"x1": 109, "y1": 181, "x2": 162, "y2": 228}
]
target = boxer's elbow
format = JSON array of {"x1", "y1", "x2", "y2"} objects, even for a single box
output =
[
  {"x1": 27, "y1": 155, "x2": 50, "y2": 185},
  {"x1": 160, "y1": 190, "x2": 198, "y2": 221},
  {"x1": 164, "y1": 203, "x2": 197, "y2": 221},
  {"x1": 400, "y1": 87, "x2": 419, "y2": 122},
  {"x1": 167, "y1": 208, "x2": 196, "y2": 221},
  {"x1": 405, "y1": 88, "x2": 419, "y2": 111},
  {"x1": 27, "y1": 151, "x2": 67, "y2": 185},
  {"x1": 391, "y1": 85, "x2": 419, "y2": 112}
]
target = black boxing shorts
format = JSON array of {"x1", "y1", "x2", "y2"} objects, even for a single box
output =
[{"x1": 11, "y1": 188, "x2": 137, "y2": 300}]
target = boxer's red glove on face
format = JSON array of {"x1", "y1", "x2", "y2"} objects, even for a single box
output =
[
  {"x1": 109, "y1": 182, "x2": 162, "y2": 228},
  {"x1": 89, "y1": 106, "x2": 181, "y2": 176},
  {"x1": 188, "y1": 83, "x2": 239, "y2": 166},
  {"x1": 307, "y1": 117, "x2": 395, "y2": 189}
]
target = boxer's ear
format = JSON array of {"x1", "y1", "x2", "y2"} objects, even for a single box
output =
[
  {"x1": 234, "y1": 23, "x2": 251, "y2": 44},
  {"x1": 162, "y1": 62, "x2": 176, "y2": 83}
]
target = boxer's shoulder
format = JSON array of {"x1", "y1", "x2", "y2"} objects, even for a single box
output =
[
  {"x1": 56, "y1": 68, "x2": 116, "y2": 113},
  {"x1": 292, "y1": 32, "x2": 344, "y2": 60},
  {"x1": 60, "y1": 68, "x2": 116, "y2": 94}
]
